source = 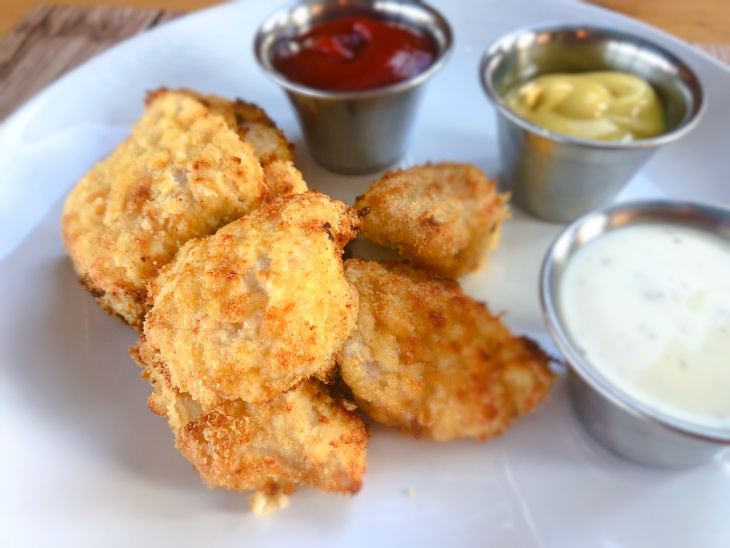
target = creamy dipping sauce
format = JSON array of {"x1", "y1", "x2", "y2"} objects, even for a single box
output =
[
  {"x1": 504, "y1": 71, "x2": 665, "y2": 142},
  {"x1": 561, "y1": 224, "x2": 730, "y2": 430}
]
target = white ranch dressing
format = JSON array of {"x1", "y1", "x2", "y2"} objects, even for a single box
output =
[{"x1": 560, "y1": 223, "x2": 730, "y2": 430}]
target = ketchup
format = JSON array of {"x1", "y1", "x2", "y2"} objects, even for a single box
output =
[{"x1": 272, "y1": 16, "x2": 437, "y2": 92}]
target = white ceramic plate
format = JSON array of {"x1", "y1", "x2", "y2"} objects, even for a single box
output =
[{"x1": 2, "y1": 1, "x2": 729, "y2": 546}]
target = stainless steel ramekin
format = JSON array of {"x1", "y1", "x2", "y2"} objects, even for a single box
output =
[
  {"x1": 541, "y1": 199, "x2": 730, "y2": 467},
  {"x1": 254, "y1": 0, "x2": 452, "y2": 175},
  {"x1": 480, "y1": 25, "x2": 705, "y2": 223}
]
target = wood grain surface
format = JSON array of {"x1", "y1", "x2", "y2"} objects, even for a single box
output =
[
  {"x1": 1, "y1": 1, "x2": 730, "y2": 43},
  {"x1": 0, "y1": 3, "x2": 728, "y2": 121},
  {"x1": 0, "y1": 5, "x2": 181, "y2": 119},
  {"x1": 0, "y1": 0, "x2": 217, "y2": 37},
  {"x1": 589, "y1": 0, "x2": 730, "y2": 44}
]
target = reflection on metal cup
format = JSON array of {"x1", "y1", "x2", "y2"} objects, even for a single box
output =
[
  {"x1": 541, "y1": 200, "x2": 730, "y2": 467},
  {"x1": 254, "y1": 0, "x2": 453, "y2": 175},
  {"x1": 284, "y1": 84, "x2": 425, "y2": 175},
  {"x1": 568, "y1": 370, "x2": 724, "y2": 468},
  {"x1": 480, "y1": 25, "x2": 705, "y2": 223}
]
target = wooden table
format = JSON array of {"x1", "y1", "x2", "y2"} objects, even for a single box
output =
[
  {"x1": 1, "y1": 0, "x2": 730, "y2": 44},
  {"x1": 1, "y1": 1, "x2": 728, "y2": 120},
  {"x1": 590, "y1": 0, "x2": 730, "y2": 44},
  {"x1": 591, "y1": 0, "x2": 730, "y2": 62}
]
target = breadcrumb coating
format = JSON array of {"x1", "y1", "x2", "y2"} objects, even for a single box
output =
[
  {"x1": 249, "y1": 491, "x2": 290, "y2": 515},
  {"x1": 140, "y1": 191, "x2": 362, "y2": 407},
  {"x1": 354, "y1": 163, "x2": 510, "y2": 278},
  {"x1": 337, "y1": 259, "x2": 555, "y2": 442},
  {"x1": 62, "y1": 89, "x2": 268, "y2": 329},
  {"x1": 176, "y1": 91, "x2": 294, "y2": 163},
  {"x1": 228, "y1": 101, "x2": 307, "y2": 197},
  {"x1": 229, "y1": 99, "x2": 296, "y2": 166},
  {"x1": 132, "y1": 344, "x2": 368, "y2": 496},
  {"x1": 263, "y1": 159, "x2": 308, "y2": 197},
  {"x1": 175, "y1": 90, "x2": 307, "y2": 197}
]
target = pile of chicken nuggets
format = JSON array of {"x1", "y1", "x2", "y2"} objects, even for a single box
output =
[{"x1": 61, "y1": 89, "x2": 555, "y2": 514}]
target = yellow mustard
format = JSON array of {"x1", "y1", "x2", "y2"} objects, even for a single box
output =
[{"x1": 503, "y1": 71, "x2": 665, "y2": 142}]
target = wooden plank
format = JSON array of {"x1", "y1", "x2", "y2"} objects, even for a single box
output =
[
  {"x1": 155, "y1": 10, "x2": 188, "y2": 26},
  {"x1": 0, "y1": 5, "x2": 182, "y2": 119},
  {"x1": 0, "y1": 0, "x2": 220, "y2": 38},
  {"x1": 0, "y1": 4, "x2": 727, "y2": 122},
  {"x1": 586, "y1": 0, "x2": 730, "y2": 45},
  {"x1": 4, "y1": 0, "x2": 730, "y2": 43},
  {"x1": 1, "y1": 1, "x2": 729, "y2": 44},
  {"x1": 0, "y1": 5, "x2": 54, "y2": 67}
]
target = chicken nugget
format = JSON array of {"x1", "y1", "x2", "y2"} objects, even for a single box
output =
[
  {"x1": 354, "y1": 163, "x2": 509, "y2": 278},
  {"x1": 227, "y1": 99, "x2": 307, "y2": 196},
  {"x1": 140, "y1": 191, "x2": 362, "y2": 407},
  {"x1": 336, "y1": 259, "x2": 555, "y2": 442},
  {"x1": 132, "y1": 344, "x2": 367, "y2": 497},
  {"x1": 62, "y1": 90, "x2": 268, "y2": 330},
  {"x1": 230, "y1": 99, "x2": 296, "y2": 166},
  {"x1": 262, "y1": 159, "x2": 308, "y2": 197},
  {"x1": 177, "y1": 90, "x2": 307, "y2": 196},
  {"x1": 179, "y1": 91, "x2": 294, "y2": 163}
]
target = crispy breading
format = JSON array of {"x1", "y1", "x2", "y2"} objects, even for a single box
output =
[
  {"x1": 131, "y1": 344, "x2": 368, "y2": 496},
  {"x1": 336, "y1": 259, "x2": 555, "y2": 442},
  {"x1": 354, "y1": 163, "x2": 510, "y2": 278},
  {"x1": 226, "y1": 98, "x2": 307, "y2": 197},
  {"x1": 230, "y1": 99, "x2": 296, "y2": 166},
  {"x1": 249, "y1": 491, "x2": 290, "y2": 515},
  {"x1": 172, "y1": 89, "x2": 307, "y2": 197},
  {"x1": 62, "y1": 90, "x2": 268, "y2": 330},
  {"x1": 172, "y1": 90, "x2": 295, "y2": 164},
  {"x1": 263, "y1": 159, "x2": 308, "y2": 197},
  {"x1": 140, "y1": 191, "x2": 362, "y2": 407}
]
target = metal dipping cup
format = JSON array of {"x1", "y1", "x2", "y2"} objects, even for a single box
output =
[
  {"x1": 541, "y1": 200, "x2": 730, "y2": 467},
  {"x1": 254, "y1": 0, "x2": 452, "y2": 175},
  {"x1": 480, "y1": 25, "x2": 705, "y2": 223}
]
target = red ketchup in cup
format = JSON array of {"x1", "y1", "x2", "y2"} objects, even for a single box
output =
[{"x1": 272, "y1": 16, "x2": 437, "y2": 92}]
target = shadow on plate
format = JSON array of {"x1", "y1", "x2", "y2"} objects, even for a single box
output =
[
  {"x1": 0, "y1": 200, "x2": 374, "y2": 520},
  {"x1": 1, "y1": 201, "x2": 200, "y2": 491}
]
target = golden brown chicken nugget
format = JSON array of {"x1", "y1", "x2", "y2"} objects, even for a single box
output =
[
  {"x1": 262, "y1": 159, "x2": 308, "y2": 197},
  {"x1": 140, "y1": 191, "x2": 362, "y2": 408},
  {"x1": 354, "y1": 163, "x2": 509, "y2": 278},
  {"x1": 230, "y1": 99, "x2": 296, "y2": 165},
  {"x1": 132, "y1": 345, "x2": 367, "y2": 497},
  {"x1": 336, "y1": 259, "x2": 555, "y2": 442},
  {"x1": 226, "y1": 99, "x2": 307, "y2": 196},
  {"x1": 174, "y1": 90, "x2": 306, "y2": 195},
  {"x1": 62, "y1": 90, "x2": 268, "y2": 330},
  {"x1": 175, "y1": 91, "x2": 294, "y2": 163}
]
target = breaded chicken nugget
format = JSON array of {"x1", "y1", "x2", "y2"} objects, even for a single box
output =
[
  {"x1": 178, "y1": 91, "x2": 294, "y2": 163},
  {"x1": 131, "y1": 345, "x2": 368, "y2": 497},
  {"x1": 176, "y1": 90, "x2": 307, "y2": 196},
  {"x1": 262, "y1": 159, "x2": 308, "y2": 197},
  {"x1": 354, "y1": 163, "x2": 509, "y2": 278},
  {"x1": 230, "y1": 99, "x2": 296, "y2": 166},
  {"x1": 62, "y1": 90, "x2": 268, "y2": 330},
  {"x1": 227, "y1": 99, "x2": 307, "y2": 196},
  {"x1": 140, "y1": 192, "x2": 362, "y2": 407},
  {"x1": 336, "y1": 259, "x2": 555, "y2": 442}
]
